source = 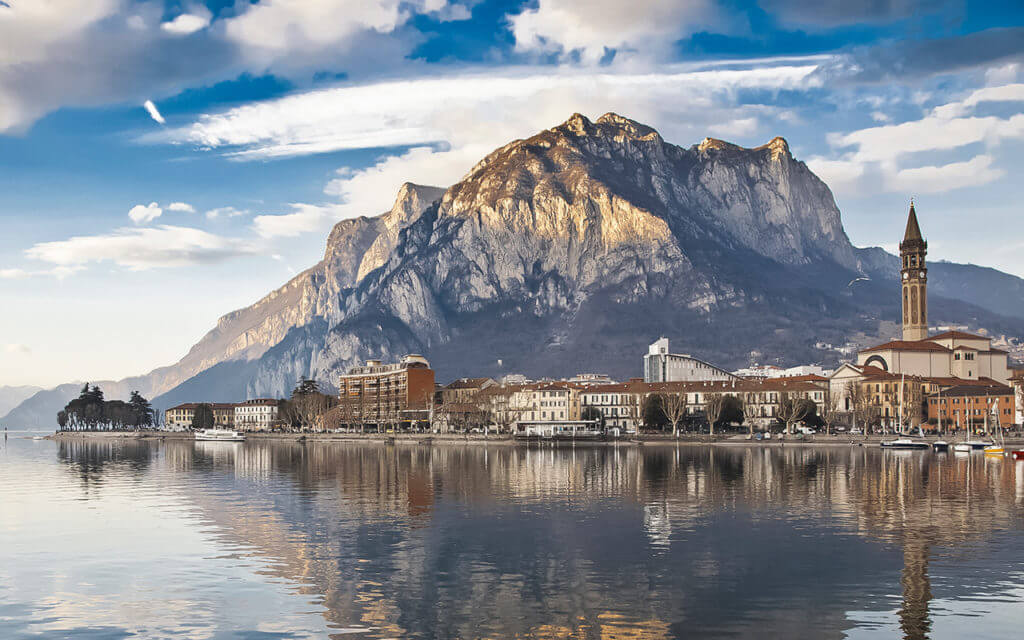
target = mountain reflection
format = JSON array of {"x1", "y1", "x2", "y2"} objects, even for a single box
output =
[{"x1": 55, "y1": 442, "x2": 1024, "y2": 639}]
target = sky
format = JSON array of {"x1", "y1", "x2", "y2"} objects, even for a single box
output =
[{"x1": 1, "y1": 0, "x2": 1023, "y2": 388}]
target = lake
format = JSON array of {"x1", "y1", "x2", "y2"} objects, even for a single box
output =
[{"x1": 2, "y1": 434, "x2": 1023, "y2": 639}]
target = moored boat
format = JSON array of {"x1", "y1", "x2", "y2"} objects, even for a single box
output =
[
  {"x1": 931, "y1": 440, "x2": 949, "y2": 452},
  {"x1": 1012, "y1": 450, "x2": 1024, "y2": 460},
  {"x1": 983, "y1": 445, "x2": 1005, "y2": 456},
  {"x1": 194, "y1": 428, "x2": 245, "y2": 442},
  {"x1": 880, "y1": 439, "x2": 929, "y2": 450}
]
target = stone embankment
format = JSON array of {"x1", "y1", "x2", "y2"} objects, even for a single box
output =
[{"x1": 46, "y1": 431, "x2": 1024, "y2": 447}]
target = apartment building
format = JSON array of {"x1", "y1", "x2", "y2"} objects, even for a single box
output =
[
  {"x1": 928, "y1": 384, "x2": 1016, "y2": 430},
  {"x1": 234, "y1": 398, "x2": 280, "y2": 431},
  {"x1": 337, "y1": 354, "x2": 436, "y2": 429}
]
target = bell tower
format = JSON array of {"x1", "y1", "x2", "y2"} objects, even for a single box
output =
[{"x1": 900, "y1": 200, "x2": 928, "y2": 341}]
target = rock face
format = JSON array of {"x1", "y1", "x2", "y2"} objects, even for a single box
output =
[{"x1": 5, "y1": 112, "x2": 1024, "y2": 425}]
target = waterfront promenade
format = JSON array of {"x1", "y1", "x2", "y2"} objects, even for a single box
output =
[{"x1": 46, "y1": 430, "x2": 1024, "y2": 447}]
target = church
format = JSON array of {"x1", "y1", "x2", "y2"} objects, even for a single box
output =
[
  {"x1": 829, "y1": 203, "x2": 1012, "y2": 425},
  {"x1": 851, "y1": 203, "x2": 1011, "y2": 384}
]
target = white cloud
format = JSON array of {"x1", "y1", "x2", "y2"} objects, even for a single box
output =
[
  {"x1": 164, "y1": 62, "x2": 821, "y2": 160},
  {"x1": 167, "y1": 202, "x2": 195, "y2": 213},
  {"x1": 4, "y1": 343, "x2": 31, "y2": 355},
  {"x1": 160, "y1": 12, "x2": 210, "y2": 36},
  {"x1": 0, "y1": 266, "x2": 82, "y2": 279},
  {"x1": 128, "y1": 202, "x2": 162, "y2": 224},
  {"x1": 143, "y1": 99, "x2": 165, "y2": 124},
  {"x1": 817, "y1": 79, "x2": 1024, "y2": 196},
  {"x1": 25, "y1": 225, "x2": 256, "y2": 270},
  {"x1": 223, "y1": 0, "x2": 454, "y2": 65},
  {"x1": 509, "y1": 0, "x2": 726, "y2": 62},
  {"x1": 206, "y1": 206, "x2": 248, "y2": 220},
  {"x1": 888, "y1": 155, "x2": 1005, "y2": 194},
  {"x1": 252, "y1": 204, "x2": 335, "y2": 238},
  {"x1": 931, "y1": 83, "x2": 1024, "y2": 119}
]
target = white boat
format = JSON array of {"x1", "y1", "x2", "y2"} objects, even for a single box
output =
[
  {"x1": 194, "y1": 428, "x2": 245, "y2": 442},
  {"x1": 953, "y1": 440, "x2": 991, "y2": 452},
  {"x1": 880, "y1": 438, "x2": 929, "y2": 450}
]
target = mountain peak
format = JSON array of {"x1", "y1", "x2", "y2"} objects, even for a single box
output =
[{"x1": 698, "y1": 135, "x2": 791, "y2": 160}]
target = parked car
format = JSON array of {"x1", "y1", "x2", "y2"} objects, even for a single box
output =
[{"x1": 849, "y1": 428, "x2": 863, "y2": 435}]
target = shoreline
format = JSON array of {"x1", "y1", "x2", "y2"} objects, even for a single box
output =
[{"x1": 44, "y1": 430, "x2": 1024, "y2": 447}]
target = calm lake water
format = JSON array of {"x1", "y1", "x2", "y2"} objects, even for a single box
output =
[{"x1": 2, "y1": 434, "x2": 1023, "y2": 639}]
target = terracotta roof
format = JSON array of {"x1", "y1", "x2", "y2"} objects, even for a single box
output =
[
  {"x1": 931, "y1": 384, "x2": 1013, "y2": 398},
  {"x1": 167, "y1": 402, "x2": 238, "y2": 410},
  {"x1": 443, "y1": 377, "x2": 495, "y2": 390},
  {"x1": 862, "y1": 340, "x2": 951, "y2": 353},
  {"x1": 928, "y1": 330, "x2": 988, "y2": 341}
]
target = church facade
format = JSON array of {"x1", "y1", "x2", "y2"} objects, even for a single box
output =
[
  {"x1": 830, "y1": 203, "x2": 1012, "y2": 426},
  {"x1": 845, "y1": 203, "x2": 1010, "y2": 384}
]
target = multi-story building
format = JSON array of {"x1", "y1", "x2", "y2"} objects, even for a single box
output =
[
  {"x1": 643, "y1": 338, "x2": 737, "y2": 383},
  {"x1": 234, "y1": 398, "x2": 280, "y2": 431},
  {"x1": 435, "y1": 377, "x2": 496, "y2": 432},
  {"x1": 928, "y1": 384, "x2": 1016, "y2": 431},
  {"x1": 165, "y1": 402, "x2": 237, "y2": 429},
  {"x1": 509, "y1": 381, "x2": 597, "y2": 436},
  {"x1": 1013, "y1": 369, "x2": 1024, "y2": 425},
  {"x1": 337, "y1": 355, "x2": 435, "y2": 429}
]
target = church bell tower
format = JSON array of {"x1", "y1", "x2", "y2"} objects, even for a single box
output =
[{"x1": 900, "y1": 201, "x2": 928, "y2": 341}]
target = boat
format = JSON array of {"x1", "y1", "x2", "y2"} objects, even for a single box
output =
[
  {"x1": 194, "y1": 428, "x2": 245, "y2": 442},
  {"x1": 931, "y1": 440, "x2": 949, "y2": 452},
  {"x1": 880, "y1": 439, "x2": 930, "y2": 450},
  {"x1": 983, "y1": 445, "x2": 1005, "y2": 456},
  {"x1": 1012, "y1": 450, "x2": 1024, "y2": 460},
  {"x1": 954, "y1": 440, "x2": 992, "y2": 451}
]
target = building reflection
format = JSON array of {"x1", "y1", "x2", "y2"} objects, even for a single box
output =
[{"x1": 54, "y1": 440, "x2": 1024, "y2": 639}]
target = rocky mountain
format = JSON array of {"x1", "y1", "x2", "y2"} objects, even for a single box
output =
[{"x1": 5, "y1": 112, "x2": 1023, "y2": 427}]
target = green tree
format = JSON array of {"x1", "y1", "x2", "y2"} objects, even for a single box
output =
[
  {"x1": 191, "y1": 404, "x2": 215, "y2": 430},
  {"x1": 643, "y1": 394, "x2": 669, "y2": 431},
  {"x1": 581, "y1": 405, "x2": 604, "y2": 429},
  {"x1": 127, "y1": 391, "x2": 154, "y2": 428}
]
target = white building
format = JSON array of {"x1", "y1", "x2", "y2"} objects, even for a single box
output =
[
  {"x1": 234, "y1": 398, "x2": 280, "y2": 431},
  {"x1": 643, "y1": 338, "x2": 737, "y2": 383},
  {"x1": 733, "y1": 364, "x2": 832, "y2": 379}
]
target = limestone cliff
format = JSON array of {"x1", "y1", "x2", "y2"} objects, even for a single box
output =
[{"x1": 6, "y1": 112, "x2": 1024, "y2": 426}]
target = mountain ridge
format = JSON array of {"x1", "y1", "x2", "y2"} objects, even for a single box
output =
[{"x1": 4, "y1": 112, "x2": 1022, "y2": 427}]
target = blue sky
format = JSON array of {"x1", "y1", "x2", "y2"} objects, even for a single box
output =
[{"x1": 1, "y1": 0, "x2": 1023, "y2": 387}]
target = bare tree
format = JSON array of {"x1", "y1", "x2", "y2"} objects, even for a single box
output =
[
  {"x1": 743, "y1": 392, "x2": 760, "y2": 436},
  {"x1": 846, "y1": 381, "x2": 870, "y2": 434},
  {"x1": 777, "y1": 392, "x2": 811, "y2": 435},
  {"x1": 661, "y1": 391, "x2": 688, "y2": 437},
  {"x1": 488, "y1": 388, "x2": 529, "y2": 435},
  {"x1": 901, "y1": 381, "x2": 924, "y2": 433},
  {"x1": 704, "y1": 393, "x2": 726, "y2": 437},
  {"x1": 820, "y1": 391, "x2": 841, "y2": 436}
]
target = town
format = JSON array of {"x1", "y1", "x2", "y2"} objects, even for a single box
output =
[{"x1": 157, "y1": 205, "x2": 1023, "y2": 439}]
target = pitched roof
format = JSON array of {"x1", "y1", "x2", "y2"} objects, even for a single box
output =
[
  {"x1": 862, "y1": 340, "x2": 951, "y2": 353},
  {"x1": 167, "y1": 402, "x2": 238, "y2": 410},
  {"x1": 931, "y1": 384, "x2": 1013, "y2": 398},
  {"x1": 903, "y1": 202, "x2": 923, "y2": 243},
  {"x1": 929, "y1": 330, "x2": 988, "y2": 341}
]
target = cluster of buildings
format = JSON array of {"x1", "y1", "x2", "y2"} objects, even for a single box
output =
[
  {"x1": 167, "y1": 203, "x2": 1023, "y2": 435},
  {"x1": 165, "y1": 398, "x2": 280, "y2": 431}
]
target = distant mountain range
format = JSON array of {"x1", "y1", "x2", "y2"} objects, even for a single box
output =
[{"x1": 5, "y1": 113, "x2": 1023, "y2": 428}]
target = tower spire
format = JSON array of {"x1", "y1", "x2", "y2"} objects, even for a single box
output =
[
  {"x1": 903, "y1": 200, "x2": 923, "y2": 244},
  {"x1": 900, "y1": 200, "x2": 928, "y2": 341}
]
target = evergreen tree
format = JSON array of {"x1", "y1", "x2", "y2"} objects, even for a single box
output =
[
  {"x1": 191, "y1": 404, "x2": 215, "y2": 430},
  {"x1": 127, "y1": 391, "x2": 154, "y2": 428}
]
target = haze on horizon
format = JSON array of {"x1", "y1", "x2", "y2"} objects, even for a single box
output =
[{"x1": 1, "y1": 0, "x2": 1023, "y2": 388}]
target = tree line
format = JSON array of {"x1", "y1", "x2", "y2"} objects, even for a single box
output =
[{"x1": 57, "y1": 384, "x2": 156, "y2": 431}]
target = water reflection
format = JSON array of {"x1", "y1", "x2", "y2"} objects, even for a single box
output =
[{"x1": 9, "y1": 440, "x2": 1024, "y2": 639}]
